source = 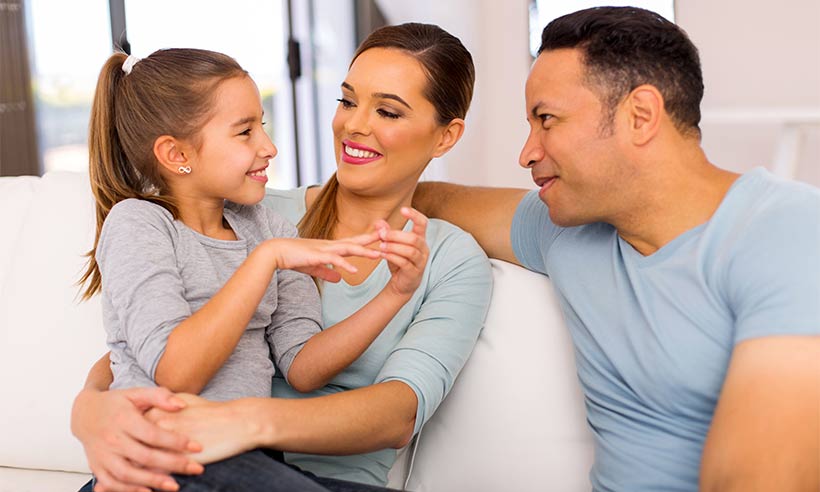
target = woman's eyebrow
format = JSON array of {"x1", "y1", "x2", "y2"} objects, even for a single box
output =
[{"x1": 341, "y1": 82, "x2": 412, "y2": 110}]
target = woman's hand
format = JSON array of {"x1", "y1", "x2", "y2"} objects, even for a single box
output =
[
  {"x1": 377, "y1": 207, "x2": 430, "y2": 296},
  {"x1": 264, "y1": 232, "x2": 381, "y2": 282},
  {"x1": 71, "y1": 386, "x2": 204, "y2": 492},
  {"x1": 145, "y1": 394, "x2": 261, "y2": 465}
]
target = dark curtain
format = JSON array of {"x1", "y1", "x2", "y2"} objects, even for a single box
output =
[{"x1": 0, "y1": 0, "x2": 39, "y2": 176}]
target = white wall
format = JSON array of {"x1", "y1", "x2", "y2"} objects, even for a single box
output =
[{"x1": 378, "y1": 0, "x2": 820, "y2": 188}]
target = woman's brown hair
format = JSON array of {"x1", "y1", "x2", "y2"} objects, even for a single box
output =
[
  {"x1": 298, "y1": 23, "x2": 475, "y2": 240},
  {"x1": 79, "y1": 48, "x2": 247, "y2": 299}
]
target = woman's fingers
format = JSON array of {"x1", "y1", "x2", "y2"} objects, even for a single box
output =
[
  {"x1": 401, "y1": 207, "x2": 429, "y2": 238},
  {"x1": 379, "y1": 241, "x2": 425, "y2": 266}
]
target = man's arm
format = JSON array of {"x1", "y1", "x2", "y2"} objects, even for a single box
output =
[
  {"x1": 700, "y1": 335, "x2": 820, "y2": 491},
  {"x1": 413, "y1": 182, "x2": 528, "y2": 265}
]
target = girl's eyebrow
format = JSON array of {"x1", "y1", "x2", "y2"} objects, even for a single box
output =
[
  {"x1": 341, "y1": 82, "x2": 412, "y2": 110},
  {"x1": 231, "y1": 110, "x2": 265, "y2": 127}
]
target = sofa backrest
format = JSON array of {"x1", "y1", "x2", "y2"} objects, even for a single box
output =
[
  {"x1": 0, "y1": 172, "x2": 105, "y2": 473},
  {"x1": 0, "y1": 172, "x2": 594, "y2": 490}
]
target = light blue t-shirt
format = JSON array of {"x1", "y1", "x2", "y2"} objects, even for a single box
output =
[
  {"x1": 511, "y1": 168, "x2": 820, "y2": 492},
  {"x1": 262, "y1": 187, "x2": 493, "y2": 486}
]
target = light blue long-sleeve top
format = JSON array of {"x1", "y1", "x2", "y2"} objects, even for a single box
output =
[
  {"x1": 262, "y1": 187, "x2": 493, "y2": 486},
  {"x1": 511, "y1": 167, "x2": 820, "y2": 491}
]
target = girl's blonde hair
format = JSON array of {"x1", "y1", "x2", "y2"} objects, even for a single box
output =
[
  {"x1": 79, "y1": 48, "x2": 247, "y2": 299},
  {"x1": 298, "y1": 23, "x2": 475, "y2": 241}
]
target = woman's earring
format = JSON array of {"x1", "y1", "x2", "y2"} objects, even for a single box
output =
[{"x1": 178, "y1": 166, "x2": 192, "y2": 174}]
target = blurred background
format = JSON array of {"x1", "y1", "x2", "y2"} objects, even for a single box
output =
[{"x1": 1, "y1": 0, "x2": 818, "y2": 189}]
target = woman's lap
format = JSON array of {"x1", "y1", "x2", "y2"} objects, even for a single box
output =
[{"x1": 78, "y1": 450, "x2": 396, "y2": 492}]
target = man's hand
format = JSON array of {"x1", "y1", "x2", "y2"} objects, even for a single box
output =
[{"x1": 71, "y1": 386, "x2": 204, "y2": 492}]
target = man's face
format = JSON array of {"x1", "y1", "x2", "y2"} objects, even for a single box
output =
[{"x1": 520, "y1": 48, "x2": 634, "y2": 227}]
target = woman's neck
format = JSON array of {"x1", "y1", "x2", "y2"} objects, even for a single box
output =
[{"x1": 332, "y1": 186, "x2": 415, "y2": 239}]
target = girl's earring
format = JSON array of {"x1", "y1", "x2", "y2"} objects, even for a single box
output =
[{"x1": 178, "y1": 166, "x2": 192, "y2": 175}]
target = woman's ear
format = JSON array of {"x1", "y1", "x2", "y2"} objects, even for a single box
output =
[
  {"x1": 432, "y1": 118, "x2": 466, "y2": 158},
  {"x1": 153, "y1": 135, "x2": 189, "y2": 174}
]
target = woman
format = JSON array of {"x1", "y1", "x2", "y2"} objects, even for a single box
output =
[{"x1": 72, "y1": 23, "x2": 491, "y2": 492}]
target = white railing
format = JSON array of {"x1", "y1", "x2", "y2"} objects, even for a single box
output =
[{"x1": 701, "y1": 108, "x2": 820, "y2": 179}]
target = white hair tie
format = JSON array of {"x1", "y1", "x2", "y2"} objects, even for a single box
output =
[{"x1": 122, "y1": 54, "x2": 141, "y2": 75}]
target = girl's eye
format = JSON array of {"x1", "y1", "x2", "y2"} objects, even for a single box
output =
[
  {"x1": 239, "y1": 128, "x2": 251, "y2": 136},
  {"x1": 336, "y1": 98, "x2": 354, "y2": 109},
  {"x1": 377, "y1": 109, "x2": 400, "y2": 119}
]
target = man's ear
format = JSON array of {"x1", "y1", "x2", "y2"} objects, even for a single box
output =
[
  {"x1": 625, "y1": 85, "x2": 663, "y2": 146},
  {"x1": 153, "y1": 135, "x2": 189, "y2": 174},
  {"x1": 432, "y1": 118, "x2": 466, "y2": 158}
]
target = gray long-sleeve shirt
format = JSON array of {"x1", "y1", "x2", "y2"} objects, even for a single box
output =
[{"x1": 98, "y1": 198, "x2": 322, "y2": 401}]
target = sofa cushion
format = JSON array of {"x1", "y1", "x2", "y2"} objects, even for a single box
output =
[{"x1": 403, "y1": 260, "x2": 594, "y2": 491}]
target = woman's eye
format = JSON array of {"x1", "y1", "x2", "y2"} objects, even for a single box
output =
[
  {"x1": 377, "y1": 109, "x2": 400, "y2": 119},
  {"x1": 336, "y1": 98, "x2": 354, "y2": 109}
]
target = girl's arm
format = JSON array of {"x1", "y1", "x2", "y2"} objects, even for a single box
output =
[
  {"x1": 148, "y1": 219, "x2": 493, "y2": 464},
  {"x1": 286, "y1": 207, "x2": 430, "y2": 392}
]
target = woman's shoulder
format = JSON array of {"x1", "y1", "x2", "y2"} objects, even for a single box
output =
[
  {"x1": 425, "y1": 218, "x2": 490, "y2": 270},
  {"x1": 259, "y1": 186, "x2": 313, "y2": 225}
]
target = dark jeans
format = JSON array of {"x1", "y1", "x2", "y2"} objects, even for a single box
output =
[{"x1": 78, "y1": 449, "x2": 397, "y2": 492}]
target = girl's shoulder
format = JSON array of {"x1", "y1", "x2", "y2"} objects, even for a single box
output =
[
  {"x1": 105, "y1": 198, "x2": 174, "y2": 228},
  {"x1": 225, "y1": 201, "x2": 298, "y2": 239}
]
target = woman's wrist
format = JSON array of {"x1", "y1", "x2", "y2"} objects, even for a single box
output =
[{"x1": 236, "y1": 397, "x2": 278, "y2": 449}]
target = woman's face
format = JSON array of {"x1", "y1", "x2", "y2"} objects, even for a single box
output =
[{"x1": 332, "y1": 47, "x2": 449, "y2": 198}]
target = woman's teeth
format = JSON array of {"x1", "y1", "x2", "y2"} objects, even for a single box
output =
[{"x1": 345, "y1": 145, "x2": 379, "y2": 159}]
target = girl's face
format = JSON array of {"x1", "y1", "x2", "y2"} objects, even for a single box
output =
[
  {"x1": 332, "y1": 47, "x2": 451, "y2": 198},
  {"x1": 184, "y1": 75, "x2": 277, "y2": 205}
]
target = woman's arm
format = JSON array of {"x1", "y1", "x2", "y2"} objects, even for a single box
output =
[
  {"x1": 71, "y1": 354, "x2": 203, "y2": 492},
  {"x1": 147, "y1": 380, "x2": 418, "y2": 464},
  {"x1": 287, "y1": 208, "x2": 429, "y2": 392}
]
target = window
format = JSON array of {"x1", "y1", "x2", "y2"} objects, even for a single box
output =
[
  {"x1": 529, "y1": 1, "x2": 675, "y2": 57},
  {"x1": 24, "y1": 0, "x2": 356, "y2": 187}
]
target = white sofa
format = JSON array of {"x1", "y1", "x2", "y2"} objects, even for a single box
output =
[{"x1": 0, "y1": 171, "x2": 594, "y2": 492}]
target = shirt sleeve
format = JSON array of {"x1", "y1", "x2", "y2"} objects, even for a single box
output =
[
  {"x1": 375, "y1": 229, "x2": 493, "y2": 435},
  {"x1": 97, "y1": 200, "x2": 191, "y2": 380},
  {"x1": 264, "y1": 213, "x2": 323, "y2": 382},
  {"x1": 510, "y1": 191, "x2": 563, "y2": 275},
  {"x1": 727, "y1": 191, "x2": 820, "y2": 343}
]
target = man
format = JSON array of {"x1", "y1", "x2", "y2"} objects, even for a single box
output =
[{"x1": 414, "y1": 7, "x2": 819, "y2": 492}]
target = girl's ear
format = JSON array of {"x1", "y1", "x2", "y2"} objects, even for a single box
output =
[
  {"x1": 432, "y1": 118, "x2": 466, "y2": 158},
  {"x1": 153, "y1": 135, "x2": 189, "y2": 174}
]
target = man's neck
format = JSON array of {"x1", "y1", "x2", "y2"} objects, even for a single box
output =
[{"x1": 614, "y1": 148, "x2": 740, "y2": 256}]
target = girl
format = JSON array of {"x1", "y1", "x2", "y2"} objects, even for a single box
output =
[
  {"x1": 74, "y1": 24, "x2": 491, "y2": 492},
  {"x1": 79, "y1": 48, "x2": 429, "y2": 490}
]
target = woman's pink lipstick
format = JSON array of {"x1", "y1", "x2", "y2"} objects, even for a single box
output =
[{"x1": 341, "y1": 139, "x2": 382, "y2": 165}]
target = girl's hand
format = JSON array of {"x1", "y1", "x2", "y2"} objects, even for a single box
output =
[
  {"x1": 71, "y1": 387, "x2": 204, "y2": 492},
  {"x1": 377, "y1": 207, "x2": 430, "y2": 297},
  {"x1": 264, "y1": 232, "x2": 381, "y2": 282},
  {"x1": 145, "y1": 394, "x2": 259, "y2": 465}
]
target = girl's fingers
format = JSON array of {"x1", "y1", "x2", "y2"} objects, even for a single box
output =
[{"x1": 297, "y1": 264, "x2": 342, "y2": 283}]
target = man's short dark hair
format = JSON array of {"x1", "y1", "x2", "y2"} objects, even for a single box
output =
[{"x1": 539, "y1": 6, "x2": 704, "y2": 136}]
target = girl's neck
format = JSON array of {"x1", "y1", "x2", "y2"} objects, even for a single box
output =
[
  {"x1": 332, "y1": 186, "x2": 415, "y2": 239},
  {"x1": 174, "y1": 195, "x2": 235, "y2": 240}
]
